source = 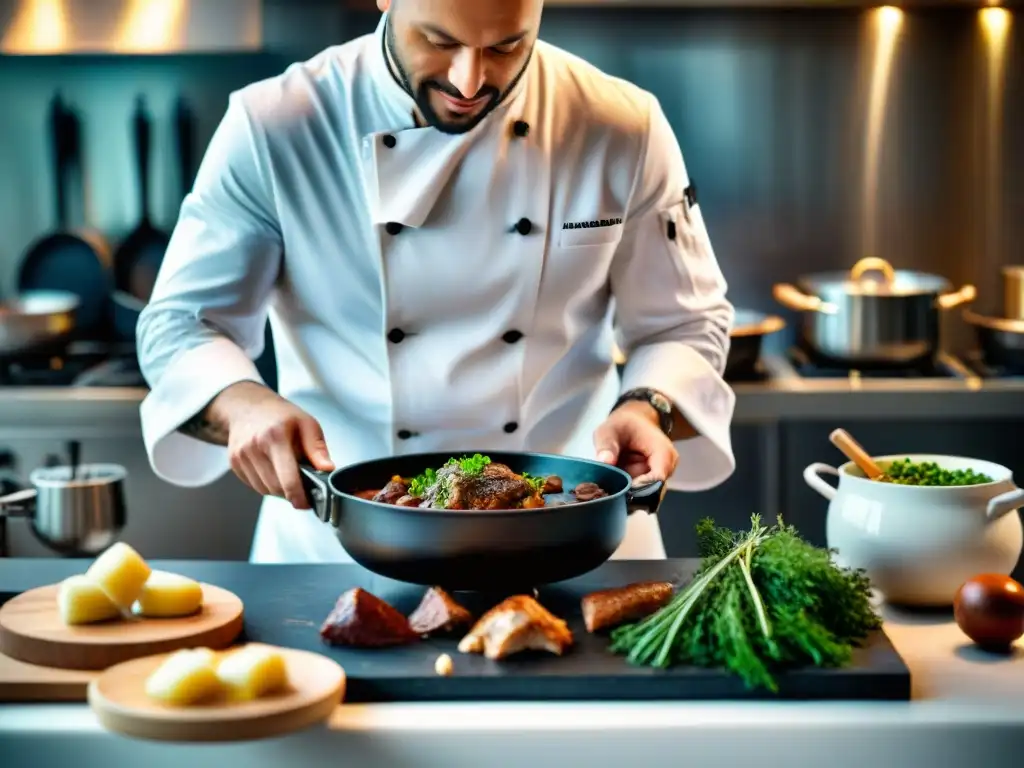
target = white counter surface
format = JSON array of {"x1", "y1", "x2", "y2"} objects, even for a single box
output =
[{"x1": 2, "y1": 604, "x2": 1024, "y2": 767}]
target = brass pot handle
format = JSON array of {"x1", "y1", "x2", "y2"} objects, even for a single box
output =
[
  {"x1": 773, "y1": 283, "x2": 838, "y2": 314},
  {"x1": 849, "y1": 257, "x2": 896, "y2": 285},
  {"x1": 936, "y1": 284, "x2": 976, "y2": 310}
]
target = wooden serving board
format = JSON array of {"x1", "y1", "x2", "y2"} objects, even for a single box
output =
[
  {"x1": 0, "y1": 583, "x2": 244, "y2": 671},
  {"x1": 88, "y1": 645, "x2": 346, "y2": 742},
  {"x1": 0, "y1": 651, "x2": 96, "y2": 701}
]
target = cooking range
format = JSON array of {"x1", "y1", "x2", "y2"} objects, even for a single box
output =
[{"x1": 0, "y1": 340, "x2": 145, "y2": 388}]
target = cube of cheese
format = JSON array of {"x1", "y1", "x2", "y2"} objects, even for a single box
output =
[
  {"x1": 216, "y1": 645, "x2": 288, "y2": 701},
  {"x1": 132, "y1": 570, "x2": 204, "y2": 618},
  {"x1": 56, "y1": 575, "x2": 121, "y2": 625},
  {"x1": 86, "y1": 542, "x2": 151, "y2": 609},
  {"x1": 145, "y1": 648, "x2": 223, "y2": 706}
]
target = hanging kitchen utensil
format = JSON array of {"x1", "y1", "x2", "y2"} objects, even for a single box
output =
[
  {"x1": 299, "y1": 451, "x2": 665, "y2": 591},
  {"x1": 727, "y1": 308, "x2": 785, "y2": 379},
  {"x1": 963, "y1": 308, "x2": 1024, "y2": 373},
  {"x1": 828, "y1": 428, "x2": 885, "y2": 481},
  {"x1": 18, "y1": 94, "x2": 113, "y2": 338},
  {"x1": 112, "y1": 94, "x2": 196, "y2": 342},
  {"x1": 0, "y1": 459, "x2": 127, "y2": 556},
  {"x1": 773, "y1": 256, "x2": 976, "y2": 369},
  {"x1": 113, "y1": 96, "x2": 169, "y2": 304}
]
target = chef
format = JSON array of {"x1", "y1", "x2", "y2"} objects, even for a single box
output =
[{"x1": 136, "y1": 0, "x2": 736, "y2": 564}]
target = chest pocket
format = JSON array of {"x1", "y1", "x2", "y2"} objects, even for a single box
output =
[{"x1": 557, "y1": 221, "x2": 624, "y2": 249}]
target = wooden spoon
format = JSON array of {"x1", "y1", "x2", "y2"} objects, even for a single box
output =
[{"x1": 829, "y1": 429, "x2": 886, "y2": 481}]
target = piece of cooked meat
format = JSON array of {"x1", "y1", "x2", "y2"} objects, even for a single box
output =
[
  {"x1": 422, "y1": 462, "x2": 540, "y2": 510},
  {"x1": 457, "y1": 595, "x2": 574, "y2": 660},
  {"x1": 573, "y1": 482, "x2": 608, "y2": 501},
  {"x1": 372, "y1": 478, "x2": 409, "y2": 504},
  {"x1": 580, "y1": 581, "x2": 674, "y2": 633},
  {"x1": 542, "y1": 475, "x2": 563, "y2": 494},
  {"x1": 320, "y1": 588, "x2": 419, "y2": 648},
  {"x1": 408, "y1": 587, "x2": 473, "y2": 636}
]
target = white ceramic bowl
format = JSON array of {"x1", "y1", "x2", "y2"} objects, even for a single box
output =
[{"x1": 804, "y1": 454, "x2": 1024, "y2": 606}]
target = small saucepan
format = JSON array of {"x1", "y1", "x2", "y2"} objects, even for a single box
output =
[
  {"x1": 299, "y1": 451, "x2": 666, "y2": 591},
  {"x1": 0, "y1": 444, "x2": 127, "y2": 556},
  {"x1": 963, "y1": 309, "x2": 1024, "y2": 373},
  {"x1": 727, "y1": 308, "x2": 786, "y2": 378}
]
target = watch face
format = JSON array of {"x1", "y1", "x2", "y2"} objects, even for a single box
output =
[{"x1": 650, "y1": 392, "x2": 672, "y2": 415}]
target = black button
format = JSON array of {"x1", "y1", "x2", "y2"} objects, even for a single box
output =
[
  {"x1": 514, "y1": 218, "x2": 532, "y2": 236},
  {"x1": 502, "y1": 330, "x2": 523, "y2": 344},
  {"x1": 385, "y1": 222, "x2": 403, "y2": 235},
  {"x1": 388, "y1": 328, "x2": 406, "y2": 344},
  {"x1": 512, "y1": 120, "x2": 530, "y2": 138},
  {"x1": 666, "y1": 220, "x2": 677, "y2": 240},
  {"x1": 382, "y1": 134, "x2": 397, "y2": 149},
  {"x1": 503, "y1": 422, "x2": 518, "y2": 434},
  {"x1": 397, "y1": 430, "x2": 415, "y2": 440}
]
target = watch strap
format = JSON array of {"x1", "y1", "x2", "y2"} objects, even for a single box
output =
[{"x1": 612, "y1": 388, "x2": 674, "y2": 438}]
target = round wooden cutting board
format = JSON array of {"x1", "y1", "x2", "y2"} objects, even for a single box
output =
[
  {"x1": 0, "y1": 583, "x2": 244, "y2": 670},
  {"x1": 88, "y1": 646, "x2": 346, "y2": 742}
]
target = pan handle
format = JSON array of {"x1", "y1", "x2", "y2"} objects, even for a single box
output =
[
  {"x1": 298, "y1": 463, "x2": 339, "y2": 526},
  {"x1": 772, "y1": 283, "x2": 837, "y2": 315},
  {"x1": 625, "y1": 480, "x2": 665, "y2": 516},
  {"x1": 936, "y1": 284, "x2": 976, "y2": 310}
]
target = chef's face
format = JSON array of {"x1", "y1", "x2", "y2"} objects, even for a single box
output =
[{"x1": 378, "y1": 0, "x2": 542, "y2": 134}]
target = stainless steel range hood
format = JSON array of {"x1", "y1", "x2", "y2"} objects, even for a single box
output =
[{"x1": 0, "y1": 0, "x2": 263, "y2": 54}]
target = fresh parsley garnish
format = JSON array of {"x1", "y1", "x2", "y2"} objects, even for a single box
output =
[
  {"x1": 446, "y1": 454, "x2": 491, "y2": 475},
  {"x1": 407, "y1": 468, "x2": 436, "y2": 498},
  {"x1": 521, "y1": 472, "x2": 545, "y2": 492}
]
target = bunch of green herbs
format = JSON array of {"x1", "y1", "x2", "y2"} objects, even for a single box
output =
[{"x1": 608, "y1": 514, "x2": 882, "y2": 692}]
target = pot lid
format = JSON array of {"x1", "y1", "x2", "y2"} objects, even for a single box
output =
[{"x1": 801, "y1": 257, "x2": 950, "y2": 297}]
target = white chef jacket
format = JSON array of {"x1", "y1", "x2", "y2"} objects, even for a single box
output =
[{"x1": 136, "y1": 13, "x2": 736, "y2": 565}]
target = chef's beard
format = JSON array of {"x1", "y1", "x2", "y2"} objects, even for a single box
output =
[{"x1": 384, "y1": 17, "x2": 532, "y2": 135}]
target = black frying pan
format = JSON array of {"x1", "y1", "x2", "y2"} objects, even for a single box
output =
[
  {"x1": 964, "y1": 308, "x2": 1024, "y2": 373},
  {"x1": 112, "y1": 95, "x2": 196, "y2": 341},
  {"x1": 726, "y1": 308, "x2": 785, "y2": 379},
  {"x1": 113, "y1": 96, "x2": 168, "y2": 303},
  {"x1": 19, "y1": 94, "x2": 112, "y2": 337},
  {"x1": 299, "y1": 452, "x2": 666, "y2": 591}
]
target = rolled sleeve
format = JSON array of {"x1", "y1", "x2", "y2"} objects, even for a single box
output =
[
  {"x1": 611, "y1": 94, "x2": 736, "y2": 491},
  {"x1": 137, "y1": 91, "x2": 281, "y2": 486}
]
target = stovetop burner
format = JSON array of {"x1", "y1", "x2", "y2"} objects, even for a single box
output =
[
  {"x1": 0, "y1": 340, "x2": 145, "y2": 388},
  {"x1": 963, "y1": 351, "x2": 1024, "y2": 380},
  {"x1": 786, "y1": 347, "x2": 965, "y2": 380}
]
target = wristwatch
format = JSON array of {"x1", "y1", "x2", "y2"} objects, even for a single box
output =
[{"x1": 612, "y1": 388, "x2": 674, "y2": 438}]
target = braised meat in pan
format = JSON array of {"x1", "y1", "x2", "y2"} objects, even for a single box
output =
[
  {"x1": 421, "y1": 462, "x2": 542, "y2": 510},
  {"x1": 357, "y1": 454, "x2": 611, "y2": 511}
]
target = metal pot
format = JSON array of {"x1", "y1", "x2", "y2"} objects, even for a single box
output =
[
  {"x1": 1002, "y1": 266, "x2": 1024, "y2": 321},
  {"x1": 0, "y1": 290, "x2": 79, "y2": 357},
  {"x1": 773, "y1": 257, "x2": 976, "y2": 368},
  {"x1": 299, "y1": 451, "x2": 666, "y2": 591},
  {"x1": 0, "y1": 462, "x2": 127, "y2": 556}
]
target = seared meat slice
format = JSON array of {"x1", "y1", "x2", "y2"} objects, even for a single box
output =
[
  {"x1": 457, "y1": 595, "x2": 573, "y2": 660},
  {"x1": 408, "y1": 587, "x2": 473, "y2": 636},
  {"x1": 573, "y1": 482, "x2": 608, "y2": 502},
  {"x1": 542, "y1": 475, "x2": 563, "y2": 494},
  {"x1": 373, "y1": 477, "x2": 409, "y2": 504},
  {"x1": 423, "y1": 463, "x2": 539, "y2": 510},
  {"x1": 580, "y1": 581, "x2": 674, "y2": 633},
  {"x1": 320, "y1": 588, "x2": 419, "y2": 648}
]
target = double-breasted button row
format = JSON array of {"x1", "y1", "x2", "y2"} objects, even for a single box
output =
[
  {"x1": 384, "y1": 217, "x2": 532, "y2": 238},
  {"x1": 397, "y1": 424, "x2": 517, "y2": 439},
  {"x1": 388, "y1": 328, "x2": 522, "y2": 345}
]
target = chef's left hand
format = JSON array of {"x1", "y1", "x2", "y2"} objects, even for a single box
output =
[{"x1": 593, "y1": 401, "x2": 678, "y2": 487}]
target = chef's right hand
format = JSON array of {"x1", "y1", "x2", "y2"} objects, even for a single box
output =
[{"x1": 207, "y1": 382, "x2": 335, "y2": 509}]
